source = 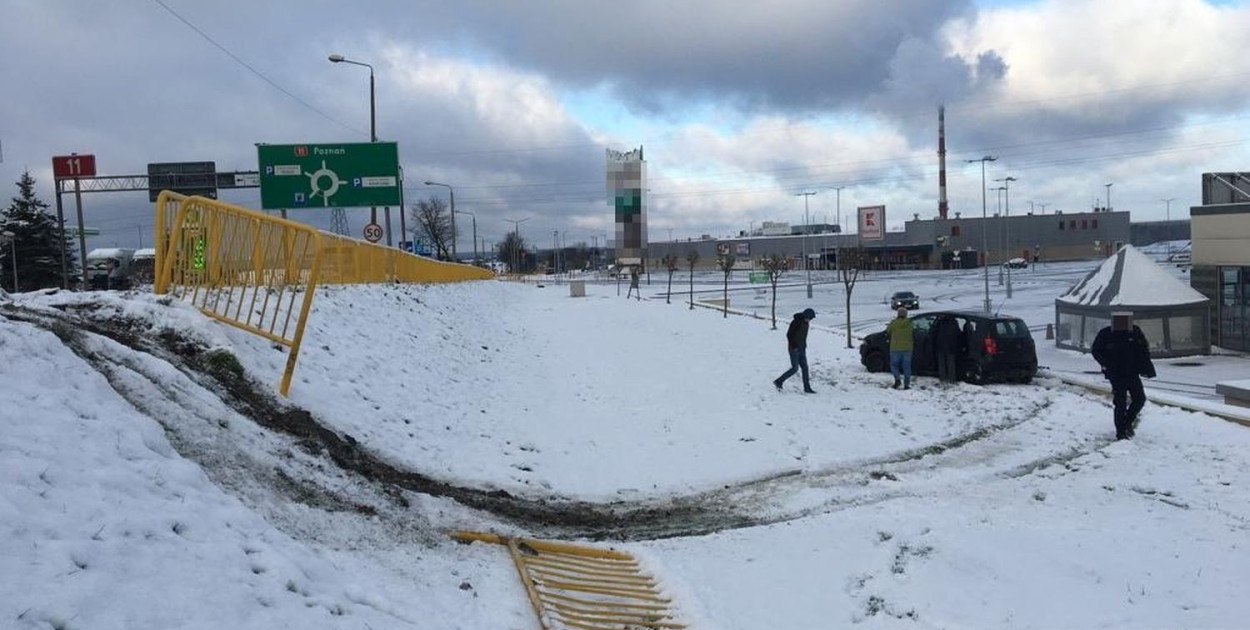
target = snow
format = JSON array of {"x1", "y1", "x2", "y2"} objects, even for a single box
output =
[
  {"x1": 1057, "y1": 245, "x2": 1207, "y2": 306},
  {"x1": 3, "y1": 257, "x2": 1250, "y2": 629}
]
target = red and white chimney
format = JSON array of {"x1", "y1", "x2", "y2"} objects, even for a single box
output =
[{"x1": 938, "y1": 105, "x2": 949, "y2": 220}]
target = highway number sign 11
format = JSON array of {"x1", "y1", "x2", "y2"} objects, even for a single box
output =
[{"x1": 52, "y1": 154, "x2": 97, "y2": 179}]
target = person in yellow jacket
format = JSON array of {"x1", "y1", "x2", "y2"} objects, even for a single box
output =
[{"x1": 885, "y1": 307, "x2": 914, "y2": 389}]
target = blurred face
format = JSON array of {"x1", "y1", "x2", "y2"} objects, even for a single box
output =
[{"x1": 1112, "y1": 314, "x2": 1132, "y2": 331}]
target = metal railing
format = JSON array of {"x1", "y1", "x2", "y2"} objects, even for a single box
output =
[{"x1": 154, "y1": 193, "x2": 491, "y2": 395}]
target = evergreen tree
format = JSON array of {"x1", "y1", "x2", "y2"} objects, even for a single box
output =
[{"x1": 0, "y1": 171, "x2": 76, "y2": 292}]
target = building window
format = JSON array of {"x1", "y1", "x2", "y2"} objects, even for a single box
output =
[
  {"x1": 1059, "y1": 221, "x2": 1065, "y2": 230},
  {"x1": 1082, "y1": 219, "x2": 1088, "y2": 229},
  {"x1": 1070, "y1": 220, "x2": 1077, "y2": 229},
  {"x1": 951, "y1": 225, "x2": 961, "y2": 237},
  {"x1": 1092, "y1": 219, "x2": 1099, "y2": 229}
]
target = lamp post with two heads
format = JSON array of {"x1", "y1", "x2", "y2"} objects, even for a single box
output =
[{"x1": 967, "y1": 156, "x2": 997, "y2": 313}]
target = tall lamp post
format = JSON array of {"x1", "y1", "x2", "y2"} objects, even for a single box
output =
[
  {"x1": 995, "y1": 175, "x2": 1017, "y2": 298},
  {"x1": 505, "y1": 217, "x2": 529, "y2": 273},
  {"x1": 967, "y1": 156, "x2": 997, "y2": 313},
  {"x1": 830, "y1": 185, "x2": 844, "y2": 274},
  {"x1": 456, "y1": 209, "x2": 477, "y2": 266},
  {"x1": 1104, "y1": 182, "x2": 1113, "y2": 256},
  {"x1": 1161, "y1": 197, "x2": 1176, "y2": 261},
  {"x1": 328, "y1": 54, "x2": 394, "y2": 246},
  {"x1": 796, "y1": 191, "x2": 817, "y2": 299},
  {"x1": 1, "y1": 231, "x2": 16, "y2": 292},
  {"x1": 424, "y1": 181, "x2": 456, "y2": 260}
]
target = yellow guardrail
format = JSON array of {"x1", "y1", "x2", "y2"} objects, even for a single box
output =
[
  {"x1": 154, "y1": 193, "x2": 491, "y2": 395},
  {"x1": 451, "y1": 531, "x2": 687, "y2": 630}
]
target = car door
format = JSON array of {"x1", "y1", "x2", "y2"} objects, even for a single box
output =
[{"x1": 910, "y1": 314, "x2": 938, "y2": 375}]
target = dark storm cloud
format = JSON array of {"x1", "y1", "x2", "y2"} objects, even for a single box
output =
[{"x1": 416, "y1": 0, "x2": 980, "y2": 113}]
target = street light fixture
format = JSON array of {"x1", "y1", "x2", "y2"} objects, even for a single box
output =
[
  {"x1": 967, "y1": 156, "x2": 997, "y2": 313},
  {"x1": 424, "y1": 181, "x2": 457, "y2": 260},
  {"x1": 329, "y1": 53, "x2": 394, "y2": 246},
  {"x1": 796, "y1": 191, "x2": 817, "y2": 299},
  {"x1": 1, "y1": 230, "x2": 16, "y2": 292}
]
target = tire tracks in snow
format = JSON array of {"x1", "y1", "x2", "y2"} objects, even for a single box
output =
[{"x1": 5, "y1": 304, "x2": 1114, "y2": 543}]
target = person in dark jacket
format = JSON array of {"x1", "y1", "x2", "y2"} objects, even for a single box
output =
[
  {"x1": 773, "y1": 308, "x2": 817, "y2": 393},
  {"x1": 933, "y1": 315, "x2": 963, "y2": 384},
  {"x1": 1091, "y1": 312, "x2": 1157, "y2": 440}
]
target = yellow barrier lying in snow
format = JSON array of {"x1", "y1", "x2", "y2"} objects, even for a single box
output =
[{"x1": 451, "y1": 531, "x2": 687, "y2": 630}]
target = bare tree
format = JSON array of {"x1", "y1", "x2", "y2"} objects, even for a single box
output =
[
  {"x1": 716, "y1": 253, "x2": 735, "y2": 319},
  {"x1": 662, "y1": 254, "x2": 679, "y2": 304},
  {"x1": 411, "y1": 196, "x2": 453, "y2": 260},
  {"x1": 839, "y1": 245, "x2": 865, "y2": 348},
  {"x1": 498, "y1": 232, "x2": 529, "y2": 274},
  {"x1": 758, "y1": 254, "x2": 788, "y2": 330},
  {"x1": 685, "y1": 250, "x2": 699, "y2": 310}
]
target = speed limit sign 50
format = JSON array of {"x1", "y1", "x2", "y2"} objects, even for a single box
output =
[{"x1": 363, "y1": 223, "x2": 383, "y2": 243}]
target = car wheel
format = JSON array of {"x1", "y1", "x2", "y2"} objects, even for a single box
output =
[
  {"x1": 963, "y1": 361, "x2": 986, "y2": 385},
  {"x1": 864, "y1": 351, "x2": 887, "y2": 373}
]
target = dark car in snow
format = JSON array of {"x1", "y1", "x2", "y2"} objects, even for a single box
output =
[
  {"x1": 889, "y1": 291, "x2": 920, "y2": 310},
  {"x1": 859, "y1": 310, "x2": 1038, "y2": 384}
]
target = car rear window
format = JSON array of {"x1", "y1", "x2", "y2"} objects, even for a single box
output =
[{"x1": 992, "y1": 319, "x2": 1030, "y2": 338}]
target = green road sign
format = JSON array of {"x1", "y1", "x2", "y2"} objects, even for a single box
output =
[{"x1": 257, "y1": 142, "x2": 399, "y2": 210}]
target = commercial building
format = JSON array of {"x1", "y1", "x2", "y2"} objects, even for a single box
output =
[{"x1": 1189, "y1": 173, "x2": 1250, "y2": 351}]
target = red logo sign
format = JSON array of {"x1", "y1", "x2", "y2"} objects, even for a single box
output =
[
  {"x1": 52, "y1": 154, "x2": 97, "y2": 179},
  {"x1": 294, "y1": 146, "x2": 308, "y2": 157}
]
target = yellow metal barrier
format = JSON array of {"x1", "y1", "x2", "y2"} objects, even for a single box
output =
[
  {"x1": 153, "y1": 193, "x2": 492, "y2": 396},
  {"x1": 157, "y1": 196, "x2": 321, "y2": 396},
  {"x1": 452, "y1": 531, "x2": 687, "y2": 630},
  {"x1": 153, "y1": 190, "x2": 189, "y2": 294}
]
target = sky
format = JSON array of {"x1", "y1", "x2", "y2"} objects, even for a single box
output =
[
  {"x1": 3, "y1": 0, "x2": 1250, "y2": 252},
  {"x1": 4, "y1": 257, "x2": 1250, "y2": 628}
]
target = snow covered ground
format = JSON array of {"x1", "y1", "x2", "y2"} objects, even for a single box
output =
[{"x1": 4, "y1": 249, "x2": 1250, "y2": 629}]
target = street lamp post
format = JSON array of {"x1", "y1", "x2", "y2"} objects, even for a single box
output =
[
  {"x1": 1104, "y1": 182, "x2": 1113, "y2": 256},
  {"x1": 830, "y1": 186, "x2": 844, "y2": 275},
  {"x1": 1161, "y1": 197, "x2": 1176, "y2": 261},
  {"x1": 456, "y1": 209, "x2": 477, "y2": 266},
  {"x1": 329, "y1": 54, "x2": 394, "y2": 246},
  {"x1": 505, "y1": 217, "x2": 529, "y2": 273},
  {"x1": 991, "y1": 185, "x2": 1006, "y2": 285},
  {"x1": 995, "y1": 175, "x2": 1018, "y2": 298},
  {"x1": 1, "y1": 231, "x2": 16, "y2": 292},
  {"x1": 796, "y1": 191, "x2": 817, "y2": 299},
  {"x1": 967, "y1": 156, "x2": 997, "y2": 313},
  {"x1": 424, "y1": 181, "x2": 456, "y2": 261}
]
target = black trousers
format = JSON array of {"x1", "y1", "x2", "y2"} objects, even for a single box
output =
[
  {"x1": 936, "y1": 351, "x2": 957, "y2": 382},
  {"x1": 1110, "y1": 374, "x2": 1146, "y2": 438}
]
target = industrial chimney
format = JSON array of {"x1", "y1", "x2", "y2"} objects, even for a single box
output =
[{"x1": 938, "y1": 105, "x2": 949, "y2": 220}]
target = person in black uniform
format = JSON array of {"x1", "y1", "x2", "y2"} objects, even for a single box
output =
[
  {"x1": 932, "y1": 315, "x2": 963, "y2": 384},
  {"x1": 1091, "y1": 312, "x2": 1157, "y2": 440},
  {"x1": 773, "y1": 308, "x2": 817, "y2": 393}
]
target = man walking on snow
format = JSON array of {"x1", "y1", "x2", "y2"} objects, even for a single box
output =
[
  {"x1": 1091, "y1": 311, "x2": 1156, "y2": 440},
  {"x1": 773, "y1": 308, "x2": 817, "y2": 393}
]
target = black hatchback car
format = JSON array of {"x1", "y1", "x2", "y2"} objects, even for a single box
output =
[{"x1": 859, "y1": 310, "x2": 1038, "y2": 384}]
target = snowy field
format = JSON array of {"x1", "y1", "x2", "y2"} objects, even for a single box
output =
[{"x1": 4, "y1": 247, "x2": 1250, "y2": 629}]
